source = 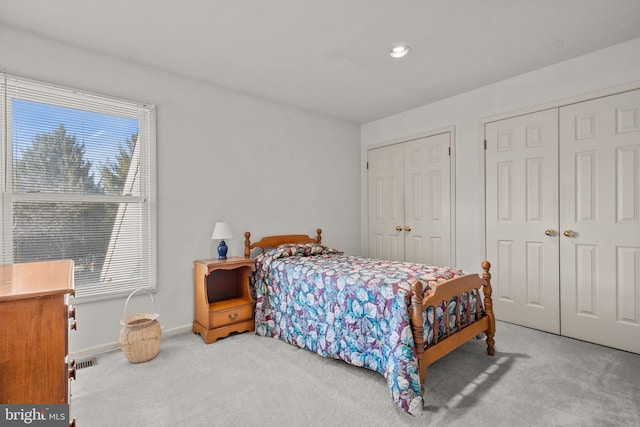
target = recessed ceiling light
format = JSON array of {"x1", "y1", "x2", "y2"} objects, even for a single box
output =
[{"x1": 389, "y1": 46, "x2": 410, "y2": 59}]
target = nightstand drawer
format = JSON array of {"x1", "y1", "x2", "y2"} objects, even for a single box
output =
[{"x1": 210, "y1": 300, "x2": 253, "y2": 328}]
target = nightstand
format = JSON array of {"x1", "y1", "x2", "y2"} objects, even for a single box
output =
[{"x1": 192, "y1": 257, "x2": 255, "y2": 344}]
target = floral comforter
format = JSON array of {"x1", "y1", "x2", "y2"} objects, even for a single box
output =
[{"x1": 250, "y1": 243, "x2": 479, "y2": 415}]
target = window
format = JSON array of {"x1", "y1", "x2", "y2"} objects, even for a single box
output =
[{"x1": 1, "y1": 74, "x2": 156, "y2": 302}]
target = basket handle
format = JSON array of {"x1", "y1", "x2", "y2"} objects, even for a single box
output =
[{"x1": 123, "y1": 288, "x2": 156, "y2": 321}]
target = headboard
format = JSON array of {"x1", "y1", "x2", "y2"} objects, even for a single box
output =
[{"x1": 244, "y1": 229, "x2": 322, "y2": 258}]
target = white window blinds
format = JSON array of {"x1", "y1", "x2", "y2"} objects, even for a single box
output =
[{"x1": 1, "y1": 74, "x2": 157, "y2": 302}]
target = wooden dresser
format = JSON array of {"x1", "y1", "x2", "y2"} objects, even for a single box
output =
[{"x1": 0, "y1": 260, "x2": 76, "y2": 405}]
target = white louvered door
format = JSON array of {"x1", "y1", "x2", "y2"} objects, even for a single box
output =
[
  {"x1": 485, "y1": 109, "x2": 560, "y2": 333},
  {"x1": 367, "y1": 133, "x2": 452, "y2": 266},
  {"x1": 559, "y1": 89, "x2": 640, "y2": 354}
]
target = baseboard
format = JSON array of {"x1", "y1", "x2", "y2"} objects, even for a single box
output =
[
  {"x1": 70, "y1": 324, "x2": 193, "y2": 360},
  {"x1": 162, "y1": 324, "x2": 193, "y2": 338}
]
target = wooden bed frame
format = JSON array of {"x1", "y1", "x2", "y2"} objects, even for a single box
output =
[{"x1": 243, "y1": 228, "x2": 496, "y2": 396}]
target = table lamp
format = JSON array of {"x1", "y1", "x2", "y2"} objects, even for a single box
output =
[{"x1": 211, "y1": 222, "x2": 233, "y2": 260}]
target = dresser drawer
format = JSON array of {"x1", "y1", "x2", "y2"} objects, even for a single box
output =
[{"x1": 210, "y1": 300, "x2": 253, "y2": 328}]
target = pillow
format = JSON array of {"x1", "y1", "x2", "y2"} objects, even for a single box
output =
[{"x1": 266, "y1": 243, "x2": 341, "y2": 259}]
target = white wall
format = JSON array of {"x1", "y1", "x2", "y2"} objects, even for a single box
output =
[
  {"x1": 361, "y1": 37, "x2": 640, "y2": 273},
  {"x1": 0, "y1": 26, "x2": 361, "y2": 356}
]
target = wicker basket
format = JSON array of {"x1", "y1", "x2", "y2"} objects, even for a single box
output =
[{"x1": 119, "y1": 289, "x2": 162, "y2": 363}]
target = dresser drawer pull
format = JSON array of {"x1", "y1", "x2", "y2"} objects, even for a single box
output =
[
  {"x1": 68, "y1": 359, "x2": 77, "y2": 381},
  {"x1": 228, "y1": 312, "x2": 238, "y2": 320}
]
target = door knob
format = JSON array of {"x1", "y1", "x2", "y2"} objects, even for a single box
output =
[
  {"x1": 396, "y1": 225, "x2": 403, "y2": 231},
  {"x1": 563, "y1": 229, "x2": 575, "y2": 237},
  {"x1": 404, "y1": 226, "x2": 412, "y2": 232},
  {"x1": 544, "y1": 229, "x2": 556, "y2": 236}
]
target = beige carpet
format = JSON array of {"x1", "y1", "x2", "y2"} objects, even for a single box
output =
[{"x1": 71, "y1": 321, "x2": 640, "y2": 426}]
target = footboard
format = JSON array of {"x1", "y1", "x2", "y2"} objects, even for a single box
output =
[{"x1": 410, "y1": 261, "x2": 495, "y2": 394}]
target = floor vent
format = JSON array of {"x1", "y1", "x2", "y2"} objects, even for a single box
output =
[{"x1": 76, "y1": 357, "x2": 97, "y2": 369}]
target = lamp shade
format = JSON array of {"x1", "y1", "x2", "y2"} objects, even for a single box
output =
[{"x1": 211, "y1": 222, "x2": 233, "y2": 240}]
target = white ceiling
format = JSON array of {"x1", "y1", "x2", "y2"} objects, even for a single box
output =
[{"x1": 1, "y1": 1, "x2": 640, "y2": 124}]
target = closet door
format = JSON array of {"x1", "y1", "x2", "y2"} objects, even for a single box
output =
[
  {"x1": 367, "y1": 143, "x2": 405, "y2": 261},
  {"x1": 404, "y1": 133, "x2": 451, "y2": 265},
  {"x1": 559, "y1": 89, "x2": 640, "y2": 354},
  {"x1": 367, "y1": 133, "x2": 452, "y2": 265},
  {"x1": 485, "y1": 109, "x2": 560, "y2": 333}
]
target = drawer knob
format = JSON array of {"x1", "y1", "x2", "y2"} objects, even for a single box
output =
[{"x1": 228, "y1": 312, "x2": 238, "y2": 320}]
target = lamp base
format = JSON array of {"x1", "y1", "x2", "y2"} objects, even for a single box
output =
[{"x1": 217, "y1": 240, "x2": 228, "y2": 260}]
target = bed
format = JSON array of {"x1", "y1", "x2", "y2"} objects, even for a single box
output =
[{"x1": 243, "y1": 229, "x2": 495, "y2": 415}]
